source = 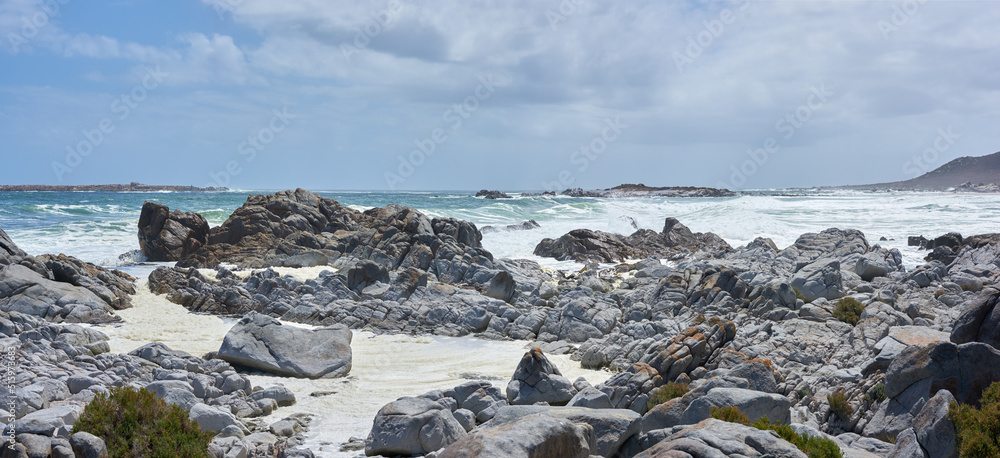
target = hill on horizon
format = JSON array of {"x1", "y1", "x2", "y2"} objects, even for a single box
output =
[{"x1": 840, "y1": 151, "x2": 1000, "y2": 190}]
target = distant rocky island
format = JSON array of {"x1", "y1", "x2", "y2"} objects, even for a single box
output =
[
  {"x1": 838, "y1": 151, "x2": 1000, "y2": 192},
  {"x1": 0, "y1": 182, "x2": 228, "y2": 192},
  {"x1": 508, "y1": 184, "x2": 735, "y2": 199}
]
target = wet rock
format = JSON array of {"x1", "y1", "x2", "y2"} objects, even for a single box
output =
[
  {"x1": 218, "y1": 312, "x2": 352, "y2": 378},
  {"x1": 137, "y1": 201, "x2": 210, "y2": 262},
  {"x1": 475, "y1": 190, "x2": 512, "y2": 199}
]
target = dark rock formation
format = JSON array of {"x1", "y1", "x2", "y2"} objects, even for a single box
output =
[
  {"x1": 175, "y1": 190, "x2": 493, "y2": 284},
  {"x1": 137, "y1": 201, "x2": 210, "y2": 261},
  {"x1": 950, "y1": 287, "x2": 1000, "y2": 348},
  {"x1": 534, "y1": 217, "x2": 731, "y2": 263},
  {"x1": 475, "y1": 190, "x2": 512, "y2": 199},
  {"x1": 561, "y1": 184, "x2": 736, "y2": 198}
]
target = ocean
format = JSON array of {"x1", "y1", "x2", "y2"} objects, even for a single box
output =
[
  {"x1": 1, "y1": 189, "x2": 997, "y2": 269},
  {"x1": 1, "y1": 189, "x2": 997, "y2": 455}
]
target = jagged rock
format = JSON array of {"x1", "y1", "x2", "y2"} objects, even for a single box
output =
[
  {"x1": 365, "y1": 397, "x2": 468, "y2": 456},
  {"x1": 506, "y1": 348, "x2": 576, "y2": 406},
  {"x1": 790, "y1": 259, "x2": 843, "y2": 301},
  {"x1": 782, "y1": 228, "x2": 870, "y2": 266},
  {"x1": 533, "y1": 217, "x2": 731, "y2": 263},
  {"x1": 37, "y1": 254, "x2": 135, "y2": 310},
  {"x1": 677, "y1": 387, "x2": 792, "y2": 426},
  {"x1": 950, "y1": 287, "x2": 1000, "y2": 348},
  {"x1": 912, "y1": 390, "x2": 957, "y2": 458},
  {"x1": 137, "y1": 201, "x2": 210, "y2": 261},
  {"x1": 217, "y1": 312, "x2": 352, "y2": 378},
  {"x1": 0, "y1": 264, "x2": 120, "y2": 324},
  {"x1": 437, "y1": 413, "x2": 594, "y2": 458},
  {"x1": 475, "y1": 190, "x2": 512, "y2": 199}
]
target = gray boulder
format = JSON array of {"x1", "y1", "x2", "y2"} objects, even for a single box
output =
[
  {"x1": 69, "y1": 432, "x2": 110, "y2": 458},
  {"x1": 486, "y1": 405, "x2": 640, "y2": 457},
  {"x1": 635, "y1": 418, "x2": 806, "y2": 457},
  {"x1": 566, "y1": 386, "x2": 613, "y2": 409},
  {"x1": 217, "y1": 311, "x2": 352, "y2": 378},
  {"x1": 790, "y1": 259, "x2": 843, "y2": 301},
  {"x1": 887, "y1": 428, "x2": 928, "y2": 458},
  {"x1": 912, "y1": 390, "x2": 958, "y2": 458},
  {"x1": 678, "y1": 387, "x2": 792, "y2": 426},
  {"x1": 365, "y1": 397, "x2": 467, "y2": 456},
  {"x1": 437, "y1": 413, "x2": 594, "y2": 458},
  {"x1": 13, "y1": 405, "x2": 82, "y2": 436},
  {"x1": 189, "y1": 403, "x2": 248, "y2": 434},
  {"x1": 506, "y1": 347, "x2": 576, "y2": 406},
  {"x1": 950, "y1": 287, "x2": 1000, "y2": 348}
]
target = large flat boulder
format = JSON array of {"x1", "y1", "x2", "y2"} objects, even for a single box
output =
[
  {"x1": 437, "y1": 413, "x2": 594, "y2": 458},
  {"x1": 635, "y1": 419, "x2": 806, "y2": 458},
  {"x1": 217, "y1": 312, "x2": 352, "y2": 378},
  {"x1": 0, "y1": 264, "x2": 120, "y2": 324},
  {"x1": 486, "y1": 405, "x2": 640, "y2": 457}
]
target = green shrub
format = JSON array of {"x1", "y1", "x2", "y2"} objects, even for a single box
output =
[
  {"x1": 948, "y1": 380, "x2": 1000, "y2": 458},
  {"x1": 793, "y1": 287, "x2": 809, "y2": 303},
  {"x1": 869, "y1": 383, "x2": 886, "y2": 404},
  {"x1": 647, "y1": 382, "x2": 689, "y2": 410},
  {"x1": 709, "y1": 405, "x2": 750, "y2": 425},
  {"x1": 827, "y1": 390, "x2": 854, "y2": 421},
  {"x1": 752, "y1": 416, "x2": 843, "y2": 458},
  {"x1": 832, "y1": 297, "x2": 865, "y2": 325},
  {"x1": 72, "y1": 386, "x2": 214, "y2": 458}
]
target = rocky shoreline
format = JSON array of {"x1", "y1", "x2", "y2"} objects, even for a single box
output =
[
  {"x1": 2, "y1": 187, "x2": 999, "y2": 457},
  {"x1": 0, "y1": 182, "x2": 227, "y2": 192}
]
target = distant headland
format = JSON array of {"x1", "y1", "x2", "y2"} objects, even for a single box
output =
[
  {"x1": 0, "y1": 182, "x2": 228, "y2": 192},
  {"x1": 834, "y1": 150, "x2": 1000, "y2": 192}
]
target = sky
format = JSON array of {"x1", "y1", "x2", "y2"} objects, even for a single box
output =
[{"x1": 0, "y1": 0, "x2": 997, "y2": 191}]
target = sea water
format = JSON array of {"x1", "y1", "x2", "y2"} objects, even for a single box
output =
[{"x1": 3, "y1": 189, "x2": 999, "y2": 455}]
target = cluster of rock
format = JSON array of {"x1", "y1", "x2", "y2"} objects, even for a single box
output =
[
  {"x1": 955, "y1": 181, "x2": 1000, "y2": 193},
  {"x1": 1, "y1": 228, "x2": 134, "y2": 324},
  {"x1": 127, "y1": 189, "x2": 1000, "y2": 456},
  {"x1": 0, "y1": 227, "x2": 317, "y2": 457},
  {"x1": 533, "y1": 217, "x2": 732, "y2": 263},
  {"x1": 474, "y1": 190, "x2": 512, "y2": 199},
  {"x1": 0, "y1": 307, "x2": 313, "y2": 457},
  {"x1": 909, "y1": 231, "x2": 1000, "y2": 265}
]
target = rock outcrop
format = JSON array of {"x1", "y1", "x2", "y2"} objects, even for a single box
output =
[
  {"x1": 506, "y1": 348, "x2": 577, "y2": 406},
  {"x1": 365, "y1": 397, "x2": 468, "y2": 456},
  {"x1": 475, "y1": 190, "x2": 512, "y2": 199},
  {"x1": 437, "y1": 413, "x2": 595, "y2": 458},
  {"x1": 137, "y1": 201, "x2": 210, "y2": 261},
  {"x1": 534, "y1": 217, "x2": 732, "y2": 263}
]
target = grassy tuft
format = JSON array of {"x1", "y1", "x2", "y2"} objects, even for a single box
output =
[
  {"x1": 647, "y1": 382, "x2": 689, "y2": 410},
  {"x1": 827, "y1": 390, "x2": 854, "y2": 421},
  {"x1": 832, "y1": 297, "x2": 865, "y2": 325},
  {"x1": 709, "y1": 405, "x2": 750, "y2": 425},
  {"x1": 72, "y1": 386, "x2": 214, "y2": 458},
  {"x1": 752, "y1": 416, "x2": 842, "y2": 458}
]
